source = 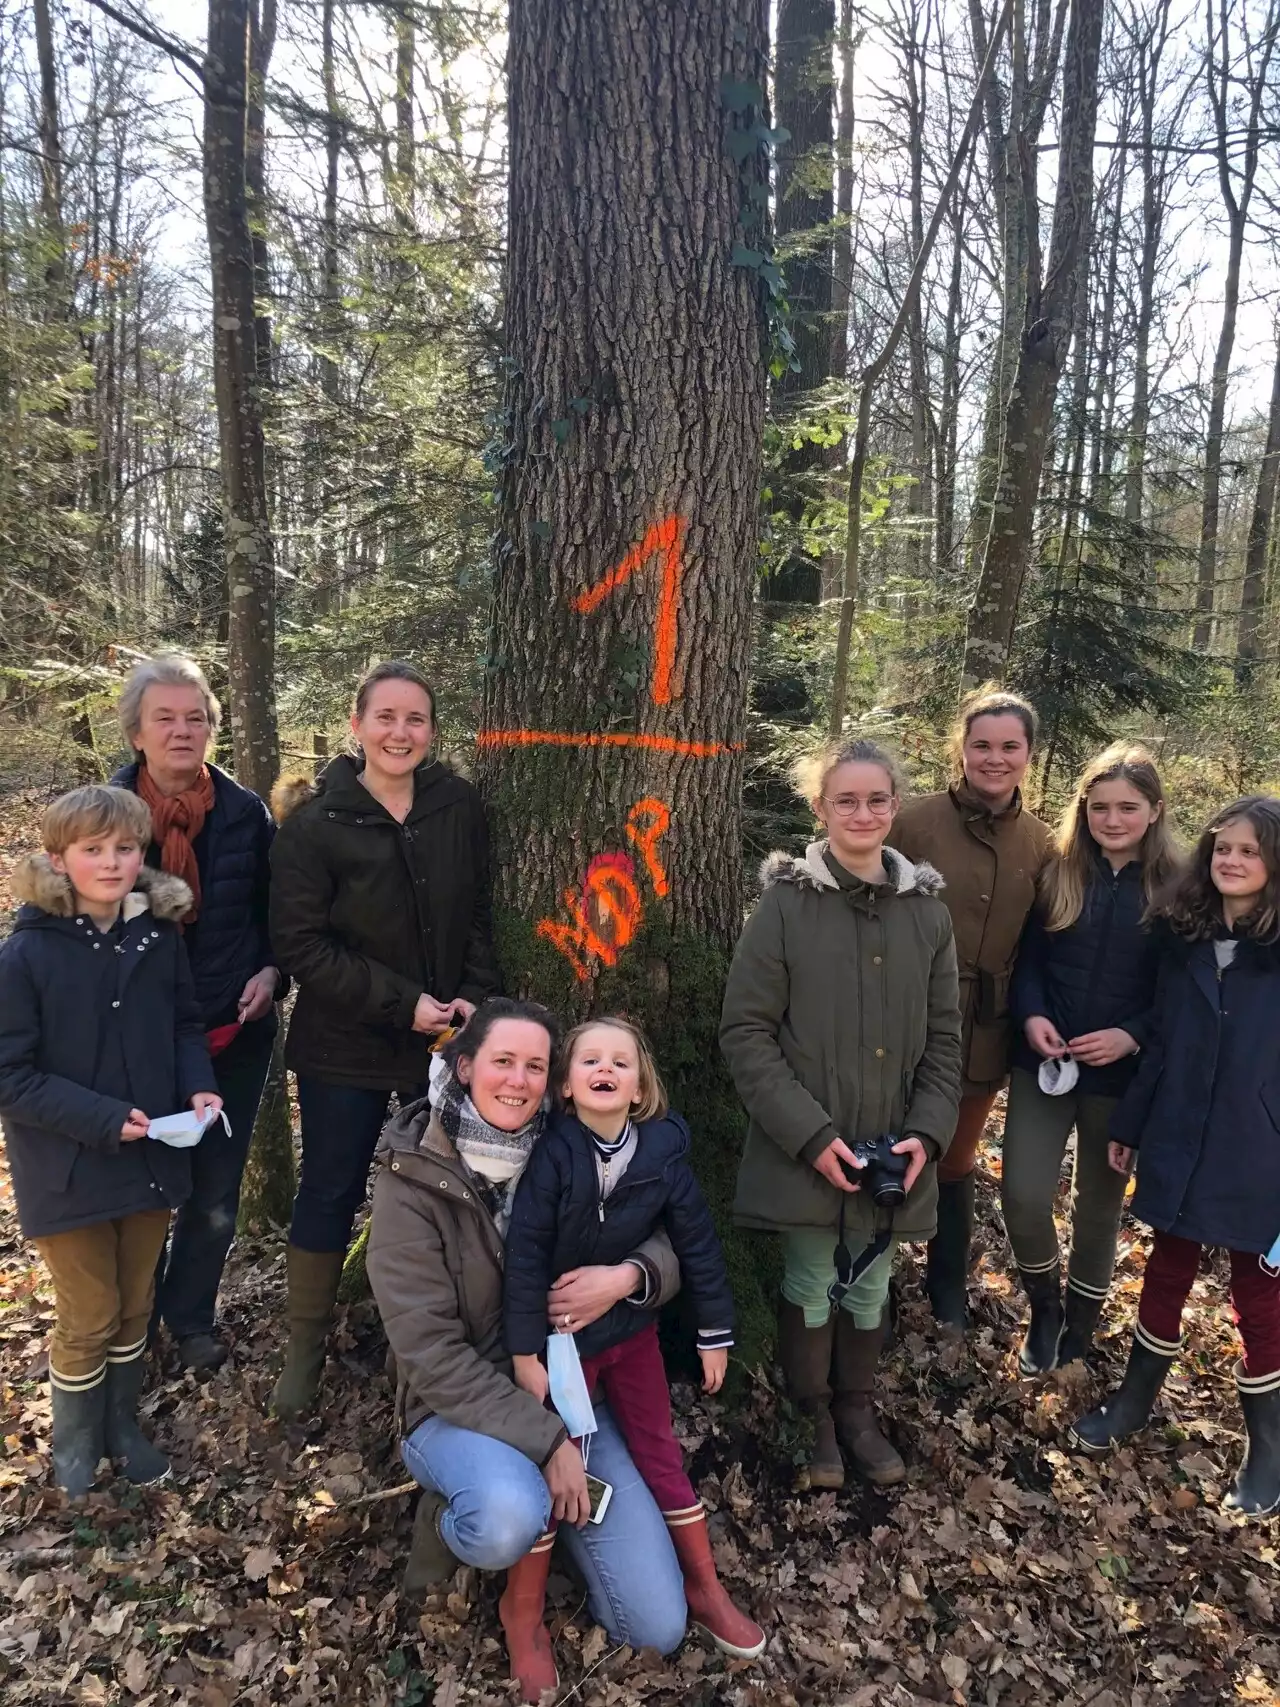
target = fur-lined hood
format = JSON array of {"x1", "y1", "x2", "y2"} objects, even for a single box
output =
[
  {"x1": 270, "y1": 752, "x2": 465, "y2": 825},
  {"x1": 760, "y1": 839, "x2": 945, "y2": 899},
  {"x1": 11, "y1": 855, "x2": 193, "y2": 924}
]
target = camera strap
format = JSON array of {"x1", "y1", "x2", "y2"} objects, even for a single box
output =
[{"x1": 827, "y1": 1195, "x2": 894, "y2": 1309}]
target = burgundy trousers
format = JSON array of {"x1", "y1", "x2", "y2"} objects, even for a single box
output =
[
  {"x1": 1137, "y1": 1229, "x2": 1280, "y2": 1379},
  {"x1": 578, "y1": 1321, "x2": 696, "y2": 1512}
]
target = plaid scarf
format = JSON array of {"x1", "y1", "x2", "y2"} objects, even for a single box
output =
[{"x1": 428, "y1": 1052, "x2": 545, "y2": 1234}]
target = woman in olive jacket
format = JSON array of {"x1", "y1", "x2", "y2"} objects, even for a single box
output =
[
  {"x1": 721, "y1": 737, "x2": 961, "y2": 1491},
  {"x1": 268, "y1": 661, "x2": 499, "y2": 1418},
  {"x1": 891, "y1": 685, "x2": 1053, "y2": 1327}
]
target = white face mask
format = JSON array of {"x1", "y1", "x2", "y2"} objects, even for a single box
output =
[
  {"x1": 546, "y1": 1331, "x2": 598, "y2": 1442},
  {"x1": 1038, "y1": 1055, "x2": 1079, "y2": 1096}
]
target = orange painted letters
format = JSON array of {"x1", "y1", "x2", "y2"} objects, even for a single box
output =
[
  {"x1": 572, "y1": 514, "x2": 686, "y2": 705},
  {"x1": 536, "y1": 799, "x2": 672, "y2": 982}
]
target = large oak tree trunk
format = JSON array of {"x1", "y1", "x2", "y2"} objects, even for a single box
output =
[{"x1": 480, "y1": 0, "x2": 772, "y2": 1357}]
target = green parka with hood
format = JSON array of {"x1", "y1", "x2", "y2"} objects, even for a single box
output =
[{"x1": 721, "y1": 841, "x2": 962, "y2": 1241}]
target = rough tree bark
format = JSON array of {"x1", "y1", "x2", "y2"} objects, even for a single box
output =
[
  {"x1": 961, "y1": 0, "x2": 1104, "y2": 684},
  {"x1": 480, "y1": 0, "x2": 771, "y2": 1356},
  {"x1": 203, "y1": 0, "x2": 279, "y2": 799}
]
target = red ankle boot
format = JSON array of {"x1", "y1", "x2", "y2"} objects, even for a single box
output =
[
  {"x1": 665, "y1": 1503, "x2": 765, "y2": 1658},
  {"x1": 498, "y1": 1531, "x2": 559, "y2": 1703}
]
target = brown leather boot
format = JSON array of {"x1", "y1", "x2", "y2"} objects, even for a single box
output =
[
  {"x1": 776, "y1": 1299, "x2": 844, "y2": 1489},
  {"x1": 498, "y1": 1531, "x2": 558, "y2": 1703},
  {"x1": 831, "y1": 1312, "x2": 906, "y2": 1486}
]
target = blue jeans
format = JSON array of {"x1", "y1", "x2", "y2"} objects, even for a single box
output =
[
  {"x1": 401, "y1": 1403, "x2": 688, "y2": 1654},
  {"x1": 290, "y1": 1078, "x2": 425, "y2": 1252},
  {"x1": 154, "y1": 1018, "x2": 276, "y2": 1339}
]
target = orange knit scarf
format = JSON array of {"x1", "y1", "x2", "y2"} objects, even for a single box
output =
[{"x1": 136, "y1": 764, "x2": 215, "y2": 922}]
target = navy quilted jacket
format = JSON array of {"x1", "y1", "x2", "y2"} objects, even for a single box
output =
[
  {"x1": 113, "y1": 761, "x2": 278, "y2": 1029},
  {"x1": 1010, "y1": 853, "x2": 1159, "y2": 1096},
  {"x1": 0, "y1": 859, "x2": 215, "y2": 1238},
  {"x1": 503, "y1": 1110, "x2": 734, "y2": 1360}
]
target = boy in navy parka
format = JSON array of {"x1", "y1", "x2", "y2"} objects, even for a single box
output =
[{"x1": 0, "y1": 786, "x2": 220, "y2": 1495}]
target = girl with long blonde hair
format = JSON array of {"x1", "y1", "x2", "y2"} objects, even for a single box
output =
[{"x1": 1002, "y1": 743, "x2": 1179, "y2": 1374}]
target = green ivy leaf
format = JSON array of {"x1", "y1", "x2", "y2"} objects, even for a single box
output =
[
  {"x1": 731, "y1": 244, "x2": 764, "y2": 270},
  {"x1": 385, "y1": 1649, "x2": 409, "y2": 1679},
  {"x1": 726, "y1": 130, "x2": 759, "y2": 163},
  {"x1": 551, "y1": 418, "x2": 572, "y2": 444},
  {"x1": 531, "y1": 519, "x2": 551, "y2": 541}
]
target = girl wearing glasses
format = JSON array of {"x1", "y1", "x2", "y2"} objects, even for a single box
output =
[
  {"x1": 721, "y1": 737, "x2": 961, "y2": 1491},
  {"x1": 892, "y1": 686, "x2": 1054, "y2": 1328}
]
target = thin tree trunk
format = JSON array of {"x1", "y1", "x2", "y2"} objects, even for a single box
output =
[
  {"x1": 829, "y1": 0, "x2": 1012, "y2": 731},
  {"x1": 830, "y1": 0, "x2": 856, "y2": 384},
  {"x1": 961, "y1": 0, "x2": 1105, "y2": 684},
  {"x1": 203, "y1": 0, "x2": 279, "y2": 798},
  {"x1": 1237, "y1": 327, "x2": 1280, "y2": 668},
  {"x1": 32, "y1": 0, "x2": 67, "y2": 312},
  {"x1": 1192, "y1": 0, "x2": 1277, "y2": 650}
]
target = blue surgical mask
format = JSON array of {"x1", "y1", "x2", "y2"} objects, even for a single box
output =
[{"x1": 546, "y1": 1332, "x2": 598, "y2": 1442}]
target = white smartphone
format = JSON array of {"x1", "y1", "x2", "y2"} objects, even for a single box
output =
[{"x1": 585, "y1": 1473, "x2": 613, "y2": 1525}]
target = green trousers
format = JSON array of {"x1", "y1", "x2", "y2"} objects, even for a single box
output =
[
  {"x1": 1000, "y1": 1066, "x2": 1129, "y2": 1301},
  {"x1": 781, "y1": 1227, "x2": 900, "y2": 1330}
]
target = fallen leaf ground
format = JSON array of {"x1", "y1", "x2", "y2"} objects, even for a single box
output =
[{"x1": 1, "y1": 789, "x2": 1278, "y2": 1707}]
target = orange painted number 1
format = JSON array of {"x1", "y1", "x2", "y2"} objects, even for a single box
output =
[{"x1": 572, "y1": 515, "x2": 686, "y2": 705}]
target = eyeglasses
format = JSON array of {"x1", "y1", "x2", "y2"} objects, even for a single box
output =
[{"x1": 822, "y1": 794, "x2": 895, "y2": 817}]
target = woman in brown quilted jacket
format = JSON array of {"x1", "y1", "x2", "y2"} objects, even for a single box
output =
[{"x1": 892, "y1": 686, "x2": 1053, "y2": 1327}]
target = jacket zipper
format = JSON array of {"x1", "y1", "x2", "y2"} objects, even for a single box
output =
[{"x1": 1080, "y1": 865, "x2": 1122, "y2": 1021}]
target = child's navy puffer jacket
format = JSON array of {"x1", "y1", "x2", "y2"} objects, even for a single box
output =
[
  {"x1": 1011, "y1": 853, "x2": 1159, "y2": 1096},
  {"x1": 0, "y1": 857, "x2": 215, "y2": 1238},
  {"x1": 1112, "y1": 926, "x2": 1280, "y2": 1253},
  {"x1": 504, "y1": 1110, "x2": 734, "y2": 1360}
]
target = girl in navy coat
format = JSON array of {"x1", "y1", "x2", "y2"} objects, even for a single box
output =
[
  {"x1": 1070, "y1": 795, "x2": 1280, "y2": 1516},
  {"x1": 504, "y1": 1017, "x2": 763, "y2": 1660},
  {"x1": 0, "y1": 787, "x2": 219, "y2": 1496},
  {"x1": 1004, "y1": 744, "x2": 1179, "y2": 1374}
]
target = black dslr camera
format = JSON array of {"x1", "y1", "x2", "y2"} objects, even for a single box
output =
[{"x1": 841, "y1": 1134, "x2": 909, "y2": 1208}]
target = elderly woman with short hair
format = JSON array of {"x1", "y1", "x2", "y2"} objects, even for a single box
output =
[{"x1": 113, "y1": 654, "x2": 282, "y2": 1370}]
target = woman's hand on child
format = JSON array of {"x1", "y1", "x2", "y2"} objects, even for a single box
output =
[
  {"x1": 547, "y1": 1263, "x2": 643, "y2": 1332},
  {"x1": 543, "y1": 1438, "x2": 591, "y2": 1527},
  {"x1": 699, "y1": 1347, "x2": 727, "y2": 1394},
  {"x1": 892, "y1": 1136, "x2": 929, "y2": 1195},
  {"x1": 120, "y1": 1108, "x2": 150, "y2": 1141},
  {"x1": 1107, "y1": 1141, "x2": 1135, "y2": 1176},
  {"x1": 813, "y1": 1135, "x2": 861, "y2": 1193},
  {"x1": 191, "y1": 1093, "x2": 224, "y2": 1123},
  {"x1": 1069, "y1": 1028, "x2": 1138, "y2": 1067},
  {"x1": 513, "y1": 1353, "x2": 550, "y2": 1404},
  {"x1": 1025, "y1": 1016, "x2": 1068, "y2": 1058}
]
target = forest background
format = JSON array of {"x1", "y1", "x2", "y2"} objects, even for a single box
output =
[{"x1": 3, "y1": 4, "x2": 1280, "y2": 1704}]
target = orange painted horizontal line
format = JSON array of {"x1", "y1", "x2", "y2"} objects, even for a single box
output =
[{"x1": 476, "y1": 728, "x2": 743, "y2": 759}]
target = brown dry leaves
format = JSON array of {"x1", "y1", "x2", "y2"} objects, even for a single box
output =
[
  {"x1": 0, "y1": 774, "x2": 1278, "y2": 1707},
  {"x1": 3, "y1": 1158, "x2": 1278, "y2": 1707}
]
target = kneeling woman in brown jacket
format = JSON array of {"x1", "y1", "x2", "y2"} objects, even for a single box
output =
[
  {"x1": 368, "y1": 1000, "x2": 689, "y2": 1703},
  {"x1": 721, "y1": 738, "x2": 962, "y2": 1489}
]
